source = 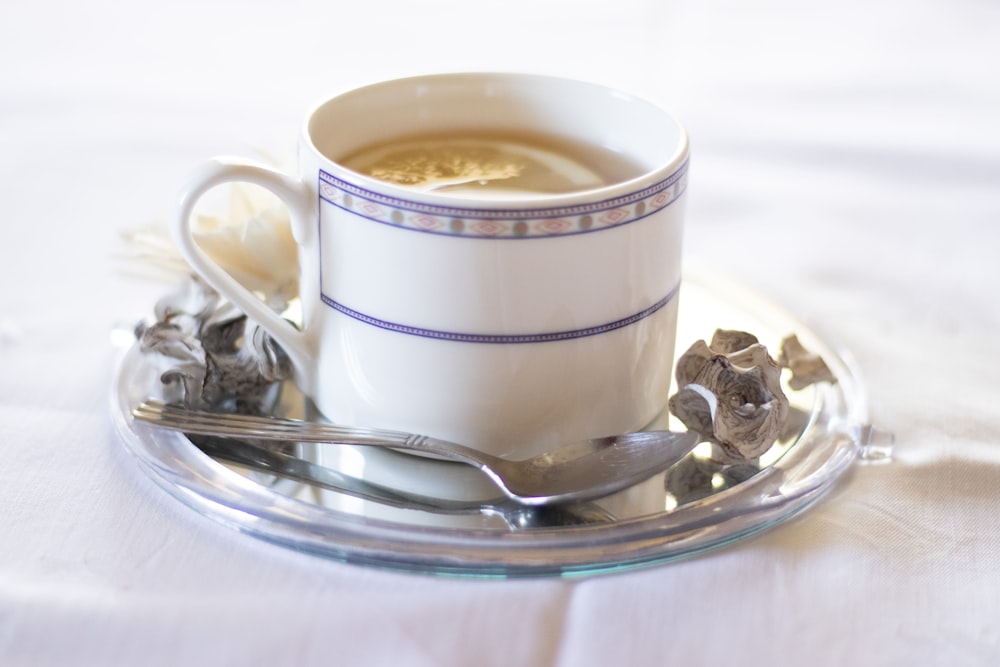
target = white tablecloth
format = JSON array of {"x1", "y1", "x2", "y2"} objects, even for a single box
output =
[{"x1": 3, "y1": 0, "x2": 999, "y2": 664}]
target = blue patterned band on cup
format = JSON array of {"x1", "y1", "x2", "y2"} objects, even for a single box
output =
[{"x1": 317, "y1": 160, "x2": 687, "y2": 239}]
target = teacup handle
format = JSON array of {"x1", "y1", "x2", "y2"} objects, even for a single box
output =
[{"x1": 171, "y1": 157, "x2": 314, "y2": 379}]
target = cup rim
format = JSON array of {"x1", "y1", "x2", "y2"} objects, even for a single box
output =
[{"x1": 299, "y1": 72, "x2": 689, "y2": 211}]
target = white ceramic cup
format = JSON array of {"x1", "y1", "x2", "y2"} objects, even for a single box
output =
[{"x1": 172, "y1": 73, "x2": 688, "y2": 458}]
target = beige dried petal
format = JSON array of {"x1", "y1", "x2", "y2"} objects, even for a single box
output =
[
  {"x1": 668, "y1": 384, "x2": 715, "y2": 437},
  {"x1": 727, "y1": 344, "x2": 784, "y2": 391},
  {"x1": 709, "y1": 329, "x2": 759, "y2": 355},
  {"x1": 778, "y1": 334, "x2": 836, "y2": 390},
  {"x1": 674, "y1": 338, "x2": 714, "y2": 386}
]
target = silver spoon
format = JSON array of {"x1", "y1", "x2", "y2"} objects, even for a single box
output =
[
  {"x1": 132, "y1": 400, "x2": 699, "y2": 506},
  {"x1": 189, "y1": 434, "x2": 619, "y2": 528}
]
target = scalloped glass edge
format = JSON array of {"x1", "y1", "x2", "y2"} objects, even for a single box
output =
[{"x1": 111, "y1": 270, "x2": 872, "y2": 578}]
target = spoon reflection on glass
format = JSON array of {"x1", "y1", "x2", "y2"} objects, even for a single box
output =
[
  {"x1": 132, "y1": 400, "x2": 699, "y2": 506},
  {"x1": 189, "y1": 434, "x2": 618, "y2": 529}
]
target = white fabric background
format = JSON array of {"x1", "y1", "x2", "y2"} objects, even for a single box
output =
[{"x1": 2, "y1": 0, "x2": 998, "y2": 665}]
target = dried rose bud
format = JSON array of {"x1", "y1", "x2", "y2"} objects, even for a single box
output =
[{"x1": 669, "y1": 330, "x2": 789, "y2": 462}]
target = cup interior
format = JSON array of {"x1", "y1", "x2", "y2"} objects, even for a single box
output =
[{"x1": 305, "y1": 73, "x2": 687, "y2": 198}]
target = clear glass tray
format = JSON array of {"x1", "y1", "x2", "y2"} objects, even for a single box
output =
[{"x1": 111, "y1": 271, "x2": 874, "y2": 577}]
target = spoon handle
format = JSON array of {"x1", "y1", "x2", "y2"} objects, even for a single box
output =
[{"x1": 132, "y1": 400, "x2": 488, "y2": 467}]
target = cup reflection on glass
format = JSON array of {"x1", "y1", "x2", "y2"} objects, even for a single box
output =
[{"x1": 172, "y1": 73, "x2": 689, "y2": 459}]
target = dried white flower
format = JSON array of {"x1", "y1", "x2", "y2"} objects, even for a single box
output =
[
  {"x1": 190, "y1": 184, "x2": 298, "y2": 311},
  {"x1": 119, "y1": 158, "x2": 298, "y2": 311}
]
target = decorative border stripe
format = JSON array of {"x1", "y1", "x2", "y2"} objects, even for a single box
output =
[
  {"x1": 320, "y1": 283, "x2": 679, "y2": 344},
  {"x1": 318, "y1": 159, "x2": 687, "y2": 239}
]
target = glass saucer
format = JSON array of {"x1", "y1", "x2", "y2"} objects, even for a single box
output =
[{"x1": 111, "y1": 270, "x2": 873, "y2": 577}]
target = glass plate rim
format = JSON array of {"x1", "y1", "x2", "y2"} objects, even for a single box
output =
[{"x1": 111, "y1": 270, "x2": 869, "y2": 577}]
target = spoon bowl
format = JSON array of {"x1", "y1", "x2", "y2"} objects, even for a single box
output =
[{"x1": 132, "y1": 400, "x2": 699, "y2": 506}]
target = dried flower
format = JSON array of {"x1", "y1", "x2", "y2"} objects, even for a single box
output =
[
  {"x1": 119, "y1": 158, "x2": 298, "y2": 311},
  {"x1": 136, "y1": 278, "x2": 293, "y2": 412},
  {"x1": 190, "y1": 184, "x2": 298, "y2": 311},
  {"x1": 668, "y1": 330, "x2": 789, "y2": 462}
]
